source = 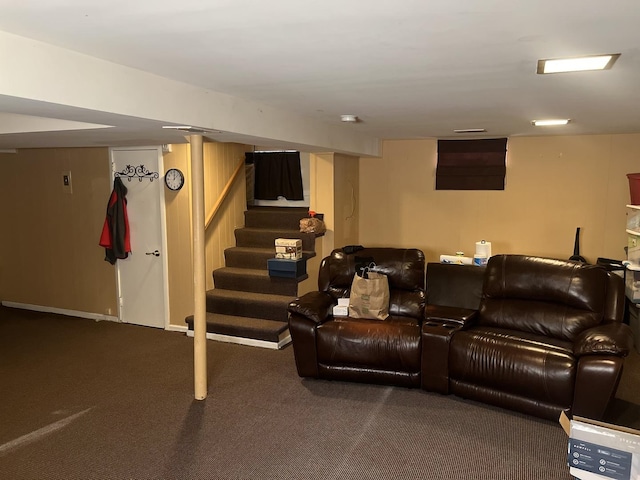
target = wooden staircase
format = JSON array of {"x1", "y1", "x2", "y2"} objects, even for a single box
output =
[{"x1": 186, "y1": 206, "x2": 319, "y2": 349}]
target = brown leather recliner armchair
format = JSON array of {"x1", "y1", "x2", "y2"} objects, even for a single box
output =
[
  {"x1": 287, "y1": 248, "x2": 426, "y2": 387},
  {"x1": 423, "y1": 254, "x2": 633, "y2": 420}
]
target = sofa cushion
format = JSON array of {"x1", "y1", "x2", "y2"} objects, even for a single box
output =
[
  {"x1": 316, "y1": 316, "x2": 421, "y2": 372},
  {"x1": 449, "y1": 326, "x2": 576, "y2": 407}
]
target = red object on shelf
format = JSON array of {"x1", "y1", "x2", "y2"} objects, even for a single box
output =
[{"x1": 628, "y1": 173, "x2": 640, "y2": 205}]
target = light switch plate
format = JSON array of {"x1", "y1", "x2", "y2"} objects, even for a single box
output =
[{"x1": 62, "y1": 171, "x2": 72, "y2": 194}]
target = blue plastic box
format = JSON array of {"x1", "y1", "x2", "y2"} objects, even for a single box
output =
[{"x1": 267, "y1": 258, "x2": 306, "y2": 278}]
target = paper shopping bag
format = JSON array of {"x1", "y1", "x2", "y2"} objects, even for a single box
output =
[{"x1": 348, "y1": 271, "x2": 390, "y2": 320}]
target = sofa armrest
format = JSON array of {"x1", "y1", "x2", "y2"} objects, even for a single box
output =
[
  {"x1": 288, "y1": 291, "x2": 337, "y2": 325},
  {"x1": 421, "y1": 305, "x2": 477, "y2": 394},
  {"x1": 425, "y1": 304, "x2": 478, "y2": 328},
  {"x1": 573, "y1": 322, "x2": 634, "y2": 357}
]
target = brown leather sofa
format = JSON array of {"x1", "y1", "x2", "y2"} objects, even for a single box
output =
[
  {"x1": 287, "y1": 247, "x2": 426, "y2": 387},
  {"x1": 288, "y1": 250, "x2": 634, "y2": 421},
  {"x1": 423, "y1": 255, "x2": 633, "y2": 420}
]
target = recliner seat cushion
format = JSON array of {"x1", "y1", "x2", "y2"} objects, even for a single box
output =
[
  {"x1": 317, "y1": 316, "x2": 421, "y2": 372},
  {"x1": 449, "y1": 327, "x2": 575, "y2": 407}
]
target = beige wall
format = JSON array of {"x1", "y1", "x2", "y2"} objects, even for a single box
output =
[
  {"x1": 162, "y1": 144, "x2": 194, "y2": 327},
  {"x1": 0, "y1": 142, "x2": 249, "y2": 328},
  {"x1": 0, "y1": 148, "x2": 117, "y2": 315},
  {"x1": 300, "y1": 152, "x2": 360, "y2": 294},
  {"x1": 359, "y1": 134, "x2": 640, "y2": 263},
  {"x1": 163, "y1": 141, "x2": 249, "y2": 327},
  {"x1": 310, "y1": 152, "x2": 336, "y2": 260},
  {"x1": 334, "y1": 153, "x2": 360, "y2": 248},
  {"x1": 309, "y1": 152, "x2": 360, "y2": 253},
  {"x1": 4, "y1": 134, "x2": 636, "y2": 321},
  {"x1": 203, "y1": 142, "x2": 250, "y2": 289}
]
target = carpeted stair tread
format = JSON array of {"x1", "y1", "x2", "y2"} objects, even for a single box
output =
[
  {"x1": 244, "y1": 206, "x2": 310, "y2": 229},
  {"x1": 234, "y1": 227, "x2": 317, "y2": 250},
  {"x1": 185, "y1": 312, "x2": 288, "y2": 343},
  {"x1": 213, "y1": 267, "x2": 305, "y2": 296},
  {"x1": 224, "y1": 246, "x2": 314, "y2": 270},
  {"x1": 193, "y1": 206, "x2": 319, "y2": 348},
  {"x1": 206, "y1": 288, "x2": 294, "y2": 322}
]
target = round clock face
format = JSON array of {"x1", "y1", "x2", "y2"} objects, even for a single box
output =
[{"x1": 165, "y1": 168, "x2": 184, "y2": 191}]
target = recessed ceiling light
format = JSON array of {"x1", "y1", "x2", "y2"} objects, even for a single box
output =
[
  {"x1": 453, "y1": 128, "x2": 487, "y2": 133},
  {"x1": 532, "y1": 119, "x2": 571, "y2": 126},
  {"x1": 537, "y1": 54, "x2": 620, "y2": 74},
  {"x1": 340, "y1": 114, "x2": 358, "y2": 123}
]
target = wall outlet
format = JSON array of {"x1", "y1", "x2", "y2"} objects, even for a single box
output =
[{"x1": 62, "y1": 171, "x2": 72, "y2": 194}]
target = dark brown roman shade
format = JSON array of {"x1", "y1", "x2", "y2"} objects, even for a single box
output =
[{"x1": 436, "y1": 138, "x2": 507, "y2": 190}]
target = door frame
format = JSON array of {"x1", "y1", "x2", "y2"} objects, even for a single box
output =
[{"x1": 109, "y1": 146, "x2": 170, "y2": 329}]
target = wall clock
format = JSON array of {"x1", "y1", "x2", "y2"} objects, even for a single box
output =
[{"x1": 164, "y1": 168, "x2": 184, "y2": 191}]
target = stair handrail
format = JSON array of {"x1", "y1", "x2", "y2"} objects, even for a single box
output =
[{"x1": 205, "y1": 159, "x2": 245, "y2": 231}]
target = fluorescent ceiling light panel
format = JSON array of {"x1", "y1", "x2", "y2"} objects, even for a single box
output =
[
  {"x1": 453, "y1": 128, "x2": 486, "y2": 133},
  {"x1": 537, "y1": 54, "x2": 620, "y2": 74},
  {"x1": 532, "y1": 119, "x2": 571, "y2": 126},
  {"x1": 162, "y1": 125, "x2": 221, "y2": 134},
  {"x1": 340, "y1": 114, "x2": 358, "y2": 123}
]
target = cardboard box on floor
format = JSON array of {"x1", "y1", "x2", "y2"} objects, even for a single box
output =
[{"x1": 559, "y1": 411, "x2": 640, "y2": 480}]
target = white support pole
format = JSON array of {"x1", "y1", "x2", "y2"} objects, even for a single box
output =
[{"x1": 190, "y1": 134, "x2": 207, "y2": 400}]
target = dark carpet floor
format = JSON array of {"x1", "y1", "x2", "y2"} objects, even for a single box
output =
[{"x1": 0, "y1": 306, "x2": 638, "y2": 479}]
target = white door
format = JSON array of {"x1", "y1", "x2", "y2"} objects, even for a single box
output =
[{"x1": 110, "y1": 147, "x2": 169, "y2": 329}]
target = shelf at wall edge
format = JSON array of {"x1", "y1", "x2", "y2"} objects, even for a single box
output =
[
  {"x1": 626, "y1": 229, "x2": 640, "y2": 236},
  {"x1": 624, "y1": 261, "x2": 640, "y2": 271},
  {"x1": 627, "y1": 204, "x2": 640, "y2": 210}
]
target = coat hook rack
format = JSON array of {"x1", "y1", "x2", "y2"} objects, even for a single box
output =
[{"x1": 115, "y1": 164, "x2": 159, "y2": 182}]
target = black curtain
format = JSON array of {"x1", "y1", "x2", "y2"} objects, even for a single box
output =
[
  {"x1": 436, "y1": 138, "x2": 507, "y2": 190},
  {"x1": 246, "y1": 151, "x2": 304, "y2": 200}
]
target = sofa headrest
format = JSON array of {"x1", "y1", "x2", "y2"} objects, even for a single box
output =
[
  {"x1": 483, "y1": 255, "x2": 608, "y2": 312},
  {"x1": 480, "y1": 255, "x2": 613, "y2": 340},
  {"x1": 318, "y1": 247, "x2": 425, "y2": 292}
]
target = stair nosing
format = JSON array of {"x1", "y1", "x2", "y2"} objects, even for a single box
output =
[{"x1": 206, "y1": 289, "x2": 295, "y2": 302}]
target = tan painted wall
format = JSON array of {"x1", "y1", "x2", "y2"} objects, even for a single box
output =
[
  {"x1": 299, "y1": 152, "x2": 360, "y2": 294},
  {"x1": 0, "y1": 142, "x2": 249, "y2": 328},
  {"x1": 0, "y1": 148, "x2": 117, "y2": 314},
  {"x1": 163, "y1": 141, "x2": 249, "y2": 327},
  {"x1": 5, "y1": 135, "x2": 634, "y2": 321},
  {"x1": 309, "y1": 152, "x2": 360, "y2": 253},
  {"x1": 359, "y1": 135, "x2": 640, "y2": 263},
  {"x1": 162, "y1": 144, "x2": 194, "y2": 327},
  {"x1": 203, "y1": 142, "x2": 250, "y2": 289},
  {"x1": 309, "y1": 153, "x2": 335, "y2": 258},
  {"x1": 334, "y1": 153, "x2": 360, "y2": 248}
]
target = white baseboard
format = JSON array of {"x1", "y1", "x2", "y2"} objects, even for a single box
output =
[
  {"x1": 1, "y1": 301, "x2": 120, "y2": 322},
  {"x1": 186, "y1": 330, "x2": 292, "y2": 350},
  {"x1": 166, "y1": 324, "x2": 188, "y2": 333}
]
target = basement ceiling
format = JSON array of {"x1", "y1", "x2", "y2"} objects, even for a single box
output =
[{"x1": 0, "y1": 0, "x2": 639, "y2": 151}]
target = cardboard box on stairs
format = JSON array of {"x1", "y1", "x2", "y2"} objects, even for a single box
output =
[
  {"x1": 267, "y1": 258, "x2": 306, "y2": 278},
  {"x1": 275, "y1": 238, "x2": 302, "y2": 260}
]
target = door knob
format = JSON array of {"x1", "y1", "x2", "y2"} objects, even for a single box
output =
[{"x1": 146, "y1": 250, "x2": 160, "y2": 257}]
